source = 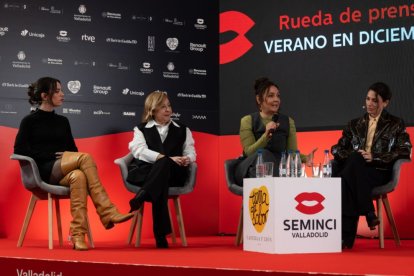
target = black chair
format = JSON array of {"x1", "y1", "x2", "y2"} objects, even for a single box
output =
[
  {"x1": 114, "y1": 153, "x2": 197, "y2": 247},
  {"x1": 371, "y1": 158, "x2": 410, "y2": 248},
  {"x1": 10, "y1": 154, "x2": 94, "y2": 249},
  {"x1": 224, "y1": 159, "x2": 243, "y2": 246}
]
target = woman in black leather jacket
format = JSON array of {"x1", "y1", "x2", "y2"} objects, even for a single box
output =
[{"x1": 331, "y1": 82, "x2": 411, "y2": 249}]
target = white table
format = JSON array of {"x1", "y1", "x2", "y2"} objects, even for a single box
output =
[{"x1": 243, "y1": 177, "x2": 341, "y2": 254}]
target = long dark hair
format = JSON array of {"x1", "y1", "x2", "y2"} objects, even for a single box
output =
[{"x1": 28, "y1": 77, "x2": 61, "y2": 106}]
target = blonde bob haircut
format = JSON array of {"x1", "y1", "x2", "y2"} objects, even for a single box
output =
[{"x1": 142, "y1": 90, "x2": 169, "y2": 122}]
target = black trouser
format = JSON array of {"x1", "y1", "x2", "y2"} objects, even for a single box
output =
[
  {"x1": 141, "y1": 157, "x2": 187, "y2": 237},
  {"x1": 336, "y1": 152, "x2": 391, "y2": 242}
]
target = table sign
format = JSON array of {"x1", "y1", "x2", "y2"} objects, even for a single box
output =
[{"x1": 243, "y1": 177, "x2": 341, "y2": 254}]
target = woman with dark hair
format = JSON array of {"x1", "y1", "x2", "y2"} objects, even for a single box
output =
[
  {"x1": 14, "y1": 77, "x2": 133, "y2": 251},
  {"x1": 127, "y1": 90, "x2": 196, "y2": 248},
  {"x1": 331, "y1": 82, "x2": 412, "y2": 249},
  {"x1": 234, "y1": 77, "x2": 315, "y2": 185}
]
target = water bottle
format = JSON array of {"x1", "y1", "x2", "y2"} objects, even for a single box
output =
[
  {"x1": 287, "y1": 150, "x2": 295, "y2": 177},
  {"x1": 279, "y1": 151, "x2": 287, "y2": 177},
  {"x1": 322, "y1": 149, "x2": 332, "y2": 177},
  {"x1": 295, "y1": 150, "x2": 302, "y2": 177},
  {"x1": 255, "y1": 149, "x2": 265, "y2": 178}
]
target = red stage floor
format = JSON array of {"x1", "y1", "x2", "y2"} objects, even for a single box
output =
[{"x1": 1, "y1": 236, "x2": 414, "y2": 275}]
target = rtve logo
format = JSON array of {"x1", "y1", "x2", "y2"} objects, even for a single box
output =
[
  {"x1": 294, "y1": 192, "x2": 325, "y2": 215},
  {"x1": 219, "y1": 11, "x2": 255, "y2": 64},
  {"x1": 82, "y1": 34, "x2": 95, "y2": 42}
]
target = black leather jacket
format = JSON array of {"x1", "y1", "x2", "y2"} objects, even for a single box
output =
[{"x1": 331, "y1": 110, "x2": 411, "y2": 169}]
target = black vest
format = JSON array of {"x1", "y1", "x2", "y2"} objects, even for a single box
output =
[
  {"x1": 138, "y1": 121, "x2": 187, "y2": 157},
  {"x1": 126, "y1": 121, "x2": 187, "y2": 185},
  {"x1": 251, "y1": 112, "x2": 289, "y2": 160}
]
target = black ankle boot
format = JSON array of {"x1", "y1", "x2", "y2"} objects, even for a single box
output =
[
  {"x1": 366, "y1": 212, "x2": 379, "y2": 230},
  {"x1": 155, "y1": 235, "x2": 169, "y2": 248},
  {"x1": 129, "y1": 189, "x2": 146, "y2": 213},
  {"x1": 342, "y1": 236, "x2": 355, "y2": 249}
]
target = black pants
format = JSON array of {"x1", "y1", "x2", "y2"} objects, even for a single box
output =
[
  {"x1": 336, "y1": 152, "x2": 391, "y2": 243},
  {"x1": 140, "y1": 157, "x2": 187, "y2": 237}
]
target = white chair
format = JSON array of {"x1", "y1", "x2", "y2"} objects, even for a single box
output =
[
  {"x1": 11, "y1": 154, "x2": 94, "y2": 249},
  {"x1": 114, "y1": 153, "x2": 197, "y2": 247}
]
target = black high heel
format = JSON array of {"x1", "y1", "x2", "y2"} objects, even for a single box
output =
[
  {"x1": 366, "y1": 212, "x2": 380, "y2": 230},
  {"x1": 342, "y1": 236, "x2": 355, "y2": 249},
  {"x1": 155, "y1": 235, "x2": 169, "y2": 248},
  {"x1": 129, "y1": 189, "x2": 146, "y2": 213}
]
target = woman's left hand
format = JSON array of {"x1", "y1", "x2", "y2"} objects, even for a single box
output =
[
  {"x1": 181, "y1": 156, "x2": 191, "y2": 166},
  {"x1": 358, "y1": 150, "x2": 373, "y2": 162}
]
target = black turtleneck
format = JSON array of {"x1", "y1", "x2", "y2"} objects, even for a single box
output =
[{"x1": 14, "y1": 109, "x2": 78, "y2": 182}]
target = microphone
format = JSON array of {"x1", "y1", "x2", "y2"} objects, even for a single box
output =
[{"x1": 269, "y1": 113, "x2": 279, "y2": 133}]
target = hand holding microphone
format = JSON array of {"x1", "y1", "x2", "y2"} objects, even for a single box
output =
[
  {"x1": 266, "y1": 113, "x2": 279, "y2": 138},
  {"x1": 269, "y1": 113, "x2": 279, "y2": 134}
]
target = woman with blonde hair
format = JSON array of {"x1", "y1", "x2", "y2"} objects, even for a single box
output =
[{"x1": 127, "y1": 91, "x2": 196, "y2": 248}]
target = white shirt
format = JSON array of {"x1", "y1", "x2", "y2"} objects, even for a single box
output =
[{"x1": 128, "y1": 119, "x2": 196, "y2": 163}]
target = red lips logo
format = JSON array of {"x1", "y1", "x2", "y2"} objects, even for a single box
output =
[
  {"x1": 219, "y1": 11, "x2": 255, "y2": 64},
  {"x1": 295, "y1": 192, "x2": 325, "y2": 215}
]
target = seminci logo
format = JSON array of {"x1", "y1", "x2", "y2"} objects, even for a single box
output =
[
  {"x1": 220, "y1": 11, "x2": 255, "y2": 64},
  {"x1": 294, "y1": 192, "x2": 325, "y2": 215}
]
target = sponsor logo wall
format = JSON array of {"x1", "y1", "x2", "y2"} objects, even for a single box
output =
[{"x1": 0, "y1": 0, "x2": 219, "y2": 137}]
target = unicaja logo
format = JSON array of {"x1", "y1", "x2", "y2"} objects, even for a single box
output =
[
  {"x1": 21, "y1": 29, "x2": 28, "y2": 36},
  {"x1": 166, "y1": 37, "x2": 179, "y2": 50},
  {"x1": 122, "y1": 88, "x2": 129, "y2": 95},
  {"x1": 17, "y1": 51, "x2": 26, "y2": 61},
  {"x1": 67, "y1": 80, "x2": 81, "y2": 94}
]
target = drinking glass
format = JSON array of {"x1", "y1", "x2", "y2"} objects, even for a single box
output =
[
  {"x1": 264, "y1": 162, "x2": 274, "y2": 177},
  {"x1": 312, "y1": 163, "x2": 321, "y2": 178}
]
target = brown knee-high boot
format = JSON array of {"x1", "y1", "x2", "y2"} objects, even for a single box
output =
[
  {"x1": 59, "y1": 170, "x2": 89, "y2": 250},
  {"x1": 60, "y1": 152, "x2": 133, "y2": 229}
]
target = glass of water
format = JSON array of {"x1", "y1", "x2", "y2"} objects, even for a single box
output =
[{"x1": 312, "y1": 163, "x2": 321, "y2": 178}]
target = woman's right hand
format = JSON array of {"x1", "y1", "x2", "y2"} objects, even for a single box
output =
[{"x1": 170, "y1": 156, "x2": 187, "y2": 166}]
